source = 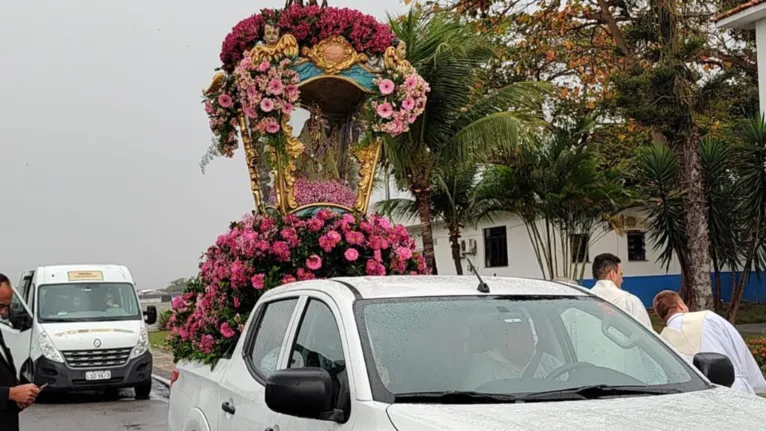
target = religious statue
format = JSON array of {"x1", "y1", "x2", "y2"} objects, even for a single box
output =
[
  {"x1": 251, "y1": 23, "x2": 299, "y2": 64},
  {"x1": 384, "y1": 39, "x2": 411, "y2": 71}
]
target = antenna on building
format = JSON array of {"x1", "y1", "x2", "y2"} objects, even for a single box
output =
[{"x1": 466, "y1": 258, "x2": 489, "y2": 293}]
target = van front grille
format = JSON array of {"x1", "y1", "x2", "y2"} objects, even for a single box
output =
[{"x1": 62, "y1": 348, "x2": 132, "y2": 369}]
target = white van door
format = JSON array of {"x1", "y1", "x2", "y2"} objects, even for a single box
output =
[{"x1": 0, "y1": 284, "x2": 34, "y2": 378}]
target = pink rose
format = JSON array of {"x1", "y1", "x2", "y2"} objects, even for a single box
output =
[
  {"x1": 306, "y1": 254, "x2": 323, "y2": 270},
  {"x1": 218, "y1": 94, "x2": 233, "y2": 108},
  {"x1": 251, "y1": 273, "x2": 265, "y2": 290},
  {"x1": 376, "y1": 103, "x2": 393, "y2": 119},
  {"x1": 260, "y1": 98, "x2": 275, "y2": 112},
  {"x1": 220, "y1": 322, "x2": 236, "y2": 339},
  {"x1": 258, "y1": 61, "x2": 271, "y2": 72},
  {"x1": 344, "y1": 248, "x2": 359, "y2": 262},
  {"x1": 265, "y1": 121, "x2": 281, "y2": 134},
  {"x1": 379, "y1": 79, "x2": 395, "y2": 95},
  {"x1": 171, "y1": 296, "x2": 185, "y2": 310},
  {"x1": 396, "y1": 246, "x2": 413, "y2": 260},
  {"x1": 281, "y1": 274, "x2": 297, "y2": 284}
]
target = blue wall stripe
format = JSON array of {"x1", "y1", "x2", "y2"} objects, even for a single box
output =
[{"x1": 581, "y1": 272, "x2": 766, "y2": 307}]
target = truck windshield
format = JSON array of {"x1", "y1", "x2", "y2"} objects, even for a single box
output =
[
  {"x1": 37, "y1": 282, "x2": 141, "y2": 323},
  {"x1": 354, "y1": 296, "x2": 709, "y2": 403}
]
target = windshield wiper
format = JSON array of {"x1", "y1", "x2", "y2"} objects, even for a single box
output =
[
  {"x1": 519, "y1": 384, "x2": 682, "y2": 402},
  {"x1": 394, "y1": 391, "x2": 519, "y2": 404}
]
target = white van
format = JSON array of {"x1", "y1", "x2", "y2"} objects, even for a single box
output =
[{"x1": 0, "y1": 264, "x2": 158, "y2": 398}]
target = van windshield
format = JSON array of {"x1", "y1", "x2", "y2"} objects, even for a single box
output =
[{"x1": 37, "y1": 283, "x2": 141, "y2": 323}]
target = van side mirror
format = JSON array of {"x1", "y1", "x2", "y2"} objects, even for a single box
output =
[
  {"x1": 144, "y1": 306, "x2": 157, "y2": 325},
  {"x1": 265, "y1": 368, "x2": 341, "y2": 422},
  {"x1": 10, "y1": 308, "x2": 32, "y2": 332},
  {"x1": 693, "y1": 352, "x2": 735, "y2": 387}
]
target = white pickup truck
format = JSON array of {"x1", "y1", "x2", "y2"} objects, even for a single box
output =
[{"x1": 168, "y1": 276, "x2": 766, "y2": 431}]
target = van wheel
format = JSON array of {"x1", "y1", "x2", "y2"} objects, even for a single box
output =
[{"x1": 135, "y1": 382, "x2": 152, "y2": 399}]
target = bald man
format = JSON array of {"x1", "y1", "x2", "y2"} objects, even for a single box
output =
[
  {"x1": 0, "y1": 274, "x2": 40, "y2": 431},
  {"x1": 653, "y1": 290, "x2": 766, "y2": 394}
]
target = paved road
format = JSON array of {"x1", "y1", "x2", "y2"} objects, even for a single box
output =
[{"x1": 22, "y1": 380, "x2": 169, "y2": 430}]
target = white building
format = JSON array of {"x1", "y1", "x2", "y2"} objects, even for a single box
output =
[{"x1": 716, "y1": 1, "x2": 766, "y2": 113}]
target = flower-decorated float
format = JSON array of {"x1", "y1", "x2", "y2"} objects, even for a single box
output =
[{"x1": 168, "y1": 1, "x2": 431, "y2": 364}]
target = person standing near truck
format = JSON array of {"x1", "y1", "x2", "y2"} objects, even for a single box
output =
[{"x1": 0, "y1": 274, "x2": 40, "y2": 431}]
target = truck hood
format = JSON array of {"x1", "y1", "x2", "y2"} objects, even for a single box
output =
[
  {"x1": 42, "y1": 320, "x2": 142, "y2": 351},
  {"x1": 386, "y1": 387, "x2": 766, "y2": 431}
]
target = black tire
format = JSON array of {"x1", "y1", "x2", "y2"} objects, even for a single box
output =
[{"x1": 135, "y1": 382, "x2": 152, "y2": 399}]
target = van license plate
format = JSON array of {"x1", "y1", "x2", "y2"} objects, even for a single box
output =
[{"x1": 85, "y1": 370, "x2": 111, "y2": 381}]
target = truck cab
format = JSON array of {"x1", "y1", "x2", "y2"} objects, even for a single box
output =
[{"x1": 0, "y1": 264, "x2": 157, "y2": 398}]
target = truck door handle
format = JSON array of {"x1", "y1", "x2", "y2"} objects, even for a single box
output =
[{"x1": 221, "y1": 402, "x2": 236, "y2": 415}]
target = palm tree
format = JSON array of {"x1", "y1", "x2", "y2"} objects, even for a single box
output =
[
  {"x1": 376, "y1": 167, "x2": 484, "y2": 275},
  {"x1": 633, "y1": 138, "x2": 742, "y2": 315},
  {"x1": 475, "y1": 119, "x2": 631, "y2": 281},
  {"x1": 383, "y1": 10, "x2": 547, "y2": 274}
]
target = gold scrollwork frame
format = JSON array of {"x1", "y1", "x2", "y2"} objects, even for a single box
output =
[{"x1": 300, "y1": 35, "x2": 368, "y2": 75}]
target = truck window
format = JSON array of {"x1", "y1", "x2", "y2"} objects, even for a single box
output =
[
  {"x1": 245, "y1": 298, "x2": 299, "y2": 379},
  {"x1": 288, "y1": 299, "x2": 349, "y2": 416}
]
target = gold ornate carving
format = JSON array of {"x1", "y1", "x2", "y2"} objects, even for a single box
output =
[
  {"x1": 251, "y1": 25, "x2": 299, "y2": 64},
  {"x1": 300, "y1": 36, "x2": 368, "y2": 75},
  {"x1": 205, "y1": 71, "x2": 227, "y2": 95},
  {"x1": 277, "y1": 114, "x2": 306, "y2": 212},
  {"x1": 238, "y1": 111, "x2": 265, "y2": 214},
  {"x1": 352, "y1": 140, "x2": 382, "y2": 214}
]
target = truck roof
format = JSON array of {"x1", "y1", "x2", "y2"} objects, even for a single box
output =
[
  {"x1": 31, "y1": 264, "x2": 134, "y2": 285},
  {"x1": 264, "y1": 275, "x2": 590, "y2": 301}
]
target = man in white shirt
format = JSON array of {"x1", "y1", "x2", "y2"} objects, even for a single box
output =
[
  {"x1": 589, "y1": 253, "x2": 653, "y2": 328},
  {"x1": 653, "y1": 290, "x2": 766, "y2": 394}
]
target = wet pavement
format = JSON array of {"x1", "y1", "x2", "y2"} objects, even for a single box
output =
[{"x1": 22, "y1": 380, "x2": 169, "y2": 430}]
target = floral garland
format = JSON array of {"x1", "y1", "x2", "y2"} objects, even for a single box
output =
[
  {"x1": 234, "y1": 52, "x2": 300, "y2": 136},
  {"x1": 370, "y1": 63, "x2": 430, "y2": 136},
  {"x1": 220, "y1": 5, "x2": 394, "y2": 72},
  {"x1": 203, "y1": 75, "x2": 240, "y2": 157},
  {"x1": 166, "y1": 210, "x2": 429, "y2": 365}
]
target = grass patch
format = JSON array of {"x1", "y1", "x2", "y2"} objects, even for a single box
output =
[{"x1": 149, "y1": 330, "x2": 169, "y2": 349}]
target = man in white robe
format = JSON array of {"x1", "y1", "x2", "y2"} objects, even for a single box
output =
[
  {"x1": 653, "y1": 290, "x2": 766, "y2": 394},
  {"x1": 589, "y1": 253, "x2": 653, "y2": 329},
  {"x1": 462, "y1": 314, "x2": 564, "y2": 390}
]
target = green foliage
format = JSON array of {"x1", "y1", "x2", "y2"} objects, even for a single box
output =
[{"x1": 157, "y1": 309, "x2": 173, "y2": 331}]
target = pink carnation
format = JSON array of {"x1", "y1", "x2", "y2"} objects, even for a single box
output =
[
  {"x1": 376, "y1": 103, "x2": 393, "y2": 119},
  {"x1": 220, "y1": 322, "x2": 236, "y2": 339},
  {"x1": 267, "y1": 79, "x2": 284, "y2": 95},
  {"x1": 344, "y1": 248, "x2": 359, "y2": 262},
  {"x1": 266, "y1": 121, "x2": 281, "y2": 134},
  {"x1": 218, "y1": 94, "x2": 233, "y2": 108},
  {"x1": 281, "y1": 274, "x2": 297, "y2": 284},
  {"x1": 258, "y1": 61, "x2": 271, "y2": 72},
  {"x1": 251, "y1": 273, "x2": 265, "y2": 290},
  {"x1": 306, "y1": 254, "x2": 323, "y2": 270}
]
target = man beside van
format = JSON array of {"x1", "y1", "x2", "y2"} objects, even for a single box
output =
[
  {"x1": 0, "y1": 274, "x2": 40, "y2": 431},
  {"x1": 589, "y1": 253, "x2": 653, "y2": 328}
]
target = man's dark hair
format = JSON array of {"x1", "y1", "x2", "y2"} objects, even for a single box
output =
[
  {"x1": 0, "y1": 273, "x2": 9, "y2": 287},
  {"x1": 592, "y1": 253, "x2": 621, "y2": 280}
]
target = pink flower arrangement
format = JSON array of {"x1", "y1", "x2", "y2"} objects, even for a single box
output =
[
  {"x1": 166, "y1": 211, "x2": 428, "y2": 365},
  {"x1": 234, "y1": 53, "x2": 300, "y2": 138},
  {"x1": 202, "y1": 74, "x2": 240, "y2": 157},
  {"x1": 220, "y1": 5, "x2": 395, "y2": 71},
  {"x1": 369, "y1": 63, "x2": 430, "y2": 137},
  {"x1": 294, "y1": 178, "x2": 357, "y2": 208}
]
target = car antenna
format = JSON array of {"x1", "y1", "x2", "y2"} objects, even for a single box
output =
[{"x1": 466, "y1": 258, "x2": 489, "y2": 293}]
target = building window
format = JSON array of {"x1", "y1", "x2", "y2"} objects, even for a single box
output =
[
  {"x1": 484, "y1": 226, "x2": 508, "y2": 268},
  {"x1": 627, "y1": 231, "x2": 647, "y2": 261},
  {"x1": 570, "y1": 234, "x2": 589, "y2": 263}
]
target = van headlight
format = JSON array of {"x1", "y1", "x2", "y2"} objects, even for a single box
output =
[
  {"x1": 39, "y1": 331, "x2": 64, "y2": 363},
  {"x1": 131, "y1": 327, "x2": 150, "y2": 359}
]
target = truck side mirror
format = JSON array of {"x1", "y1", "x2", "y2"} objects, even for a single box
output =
[
  {"x1": 693, "y1": 352, "x2": 735, "y2": 387},
  {"x1": 144, "y1": 305, "x2": 157, "y2": 325},
  {"x1": 265, "y1": 368, "x2": 341, "y2": 422}
]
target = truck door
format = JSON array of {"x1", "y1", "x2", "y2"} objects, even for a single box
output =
[
  {"x1": 217, "y1": 295, "x2": 302, "y2": 431},
  {"x1": 0, "y1": 281, "x2": 34, "y2": 378}
]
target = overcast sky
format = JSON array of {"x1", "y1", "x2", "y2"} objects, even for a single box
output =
[{"x1": 0, "y1": 0, "x2": 407, "y2": 290}]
